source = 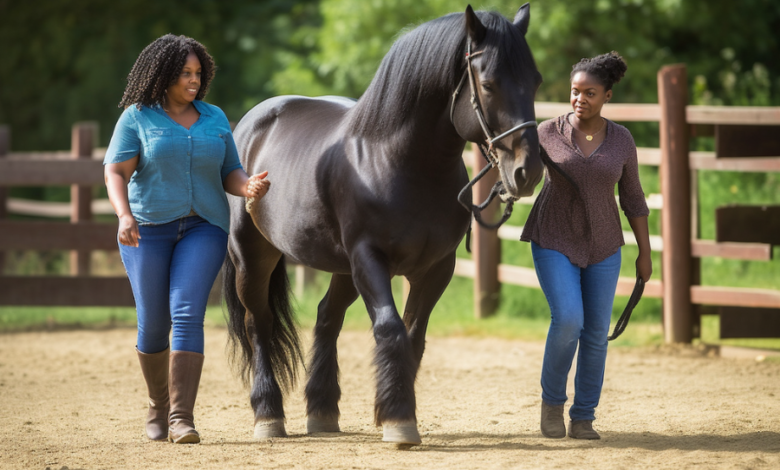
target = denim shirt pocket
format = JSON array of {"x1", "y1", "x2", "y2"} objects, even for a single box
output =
[
  {"x1": 203, "y1": 129, "x2": 227, "y2": 159},
  {"x1": 144, "y1": 128, "x2": 175, "y2": 159}
]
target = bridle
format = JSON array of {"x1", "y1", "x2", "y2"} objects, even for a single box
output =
[{"x1": 451, "y1": 38, "x2": 537, "y2": 231}]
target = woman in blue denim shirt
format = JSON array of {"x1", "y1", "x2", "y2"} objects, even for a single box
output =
[{"x1": 104, "y1": 34, "x2": 269, "y2": 444}]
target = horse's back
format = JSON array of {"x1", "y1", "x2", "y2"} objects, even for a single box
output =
[{"x1": 234, "y1": 95, "x2": 354, "y2": 161}]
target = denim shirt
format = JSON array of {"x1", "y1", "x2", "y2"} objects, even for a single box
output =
[{"x1": 104, "y1": 100, "x2": 243, "y2": 233}]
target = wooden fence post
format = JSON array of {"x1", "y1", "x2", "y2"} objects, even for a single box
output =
[
  {"x1": 0, "y1": 125, "x2": 8, "y2": 274},
  {"x1": 471, "y1": 146, "x2": 500, "y2": 318},
  {"x1": 658, "y1": 65, "x2": 693, "y2": 343},
  {"x1": 70, "y1": 122, "x2": 97, "y2": 276}
]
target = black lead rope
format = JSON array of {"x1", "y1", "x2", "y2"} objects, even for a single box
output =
[{"x1": 608, "y1": 277, "x2": 645, "y2": 341}]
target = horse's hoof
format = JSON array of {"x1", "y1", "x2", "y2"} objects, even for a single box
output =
[
  {"x1": 253, "y1": 419, "x2": 287, "y2": 439},
  {"x1": 382, "y1": 421, "x2": 421, "y2": 447},
  {"x1": 307, "y1": 415, "x2": 340, "y2": 433}
]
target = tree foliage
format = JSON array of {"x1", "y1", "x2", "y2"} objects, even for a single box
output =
[{"x1": 273, "y1": 0, "x2": 780, "y2": 107}]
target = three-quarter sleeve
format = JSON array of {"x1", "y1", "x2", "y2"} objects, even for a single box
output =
[
  {"x1": 104, "y1": 107, "x2": 142, "y2": 164},
  {"x1": 618, "y1": 140, "x2": 650, "y2": 218}
]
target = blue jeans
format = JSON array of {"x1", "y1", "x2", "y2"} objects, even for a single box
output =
[
  {"x1": 119, "y1": 215, "x2": 227, "y2": 355},
  {"x1": 532, "y1": 242, "x2": 621, "y2": 421}
]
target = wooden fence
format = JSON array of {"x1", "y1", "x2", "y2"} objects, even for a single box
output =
[
  {"x1": 0, "y1": 122, "x2": 137, "y2": 306},
  {"x1": 1, "y1": 64, "x2": 779, "y2": 342}
]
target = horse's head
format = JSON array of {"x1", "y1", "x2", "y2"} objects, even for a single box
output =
[{"x1": 452, "y1": 4, "x2": 543, "y2": 199}]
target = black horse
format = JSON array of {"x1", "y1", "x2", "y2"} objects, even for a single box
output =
[{"x1": 223, "y1": 4, "x2": 543, "y2": 446}]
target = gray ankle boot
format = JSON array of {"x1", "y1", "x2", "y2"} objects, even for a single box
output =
[
  {"x1": 568, "y1": 420, "x2": 601, "y2": 440},
  {"x1": 540, "y1": 401, "x2": 566, "y2": 438}
]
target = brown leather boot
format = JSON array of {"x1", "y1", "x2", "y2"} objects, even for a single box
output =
[
  {"x1": 136, "y1": 347, "x2": 170, "y2": 441},
  {"x1": 168, "y1": 350, "x2": 204, "y2": 444},
  {"x1": 540, "y1": 401, "x2": 566, "y2": 438}
]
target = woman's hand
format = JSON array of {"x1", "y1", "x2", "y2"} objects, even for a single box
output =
[
  {"x1": 245, "y1": 170, "x2": 270, "y2": 199},
  {"x1": 636, "y1": 251, "x2": 652, "y2": 282},
  {"x1": 117, "y1": 214, "x2": 140, "y2": 247},
  {"x1": 105, "y1": 158, "x2": 140, "y2": 247},
  {"x1": 628, "y1": 216, "x2": 652, "y2": 282}
]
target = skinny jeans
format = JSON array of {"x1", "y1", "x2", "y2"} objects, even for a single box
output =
[
  {"x1": 119, "y1": 215, "x2": 227, "y2": 355},
  {"x1": 531, "y1": 242, "x2": 621, "y2": 421}
]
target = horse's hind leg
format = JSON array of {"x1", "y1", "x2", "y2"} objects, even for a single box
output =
[
  {"x1": 305, "y1": 273, "x2": 359, "y2": 433},
  {"x1": 228, "y1": 224, "x2": 292, "y2": 438}
]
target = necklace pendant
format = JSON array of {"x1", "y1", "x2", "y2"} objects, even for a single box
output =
[{"x1": 586, "y1": 135, "x2": 593, "y2": 141}]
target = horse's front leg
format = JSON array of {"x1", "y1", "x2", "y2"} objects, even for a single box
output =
[
  {"x1": 305, "y1": 273, "x2": 359, "y2": 433},
  {"x1": 403, "y1": 253, "x2": 457, "y2": 369},
  {"x1": 351, "y1": 244, "x2": 420, "y2": 446}
]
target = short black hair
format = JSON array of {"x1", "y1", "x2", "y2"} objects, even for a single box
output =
[
  {"x1": 570, "y1": 51, "x2": 627, "y2": 91},
  {"x1": 119, "y1": 34, "x2": 216, "y2": 109}
]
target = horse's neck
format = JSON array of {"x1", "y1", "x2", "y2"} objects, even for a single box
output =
[{"x1": 374, "y1": 101, "x2": 466, "y2": 172}]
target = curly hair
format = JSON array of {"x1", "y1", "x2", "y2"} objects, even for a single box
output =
[
  {"x1": 570, "y1": 51, "x2": 627, "y2": 91},
  {"x1": 118, "y1": 34, "x2": 216, "y2": 109}
]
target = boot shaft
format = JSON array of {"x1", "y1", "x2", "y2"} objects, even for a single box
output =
[
  {"x1": 137, "y1": 347, "x2": 170, "y2": 440},
  {"x1": 168, "y1": 350, "x2": 205, "y2": 443}
]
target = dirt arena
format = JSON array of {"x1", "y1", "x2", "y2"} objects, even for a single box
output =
[{"x1": 1, "y1": 326, "x2": 779, "y2": 470}]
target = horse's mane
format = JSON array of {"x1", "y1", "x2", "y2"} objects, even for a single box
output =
[{"x1": 346, "y1": 10, "x2": 535, "y2": 138}]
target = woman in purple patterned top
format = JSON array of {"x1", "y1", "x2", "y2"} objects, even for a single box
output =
[{"x1": 521, "y1": 52, "x2": 652, "y2": 440}]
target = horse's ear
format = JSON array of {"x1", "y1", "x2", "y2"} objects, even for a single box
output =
[
  {"x1": 465, "y1": 5, "x2": 486, "y2": 44},
  {"x1": 513, "y1": 3, "x2": 531, "y2": 35}
]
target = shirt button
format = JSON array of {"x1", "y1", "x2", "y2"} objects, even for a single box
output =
[
  {"x1": 188, "y1": 136, "x2": 191, "y2": 139},
  {"x1": 187, "y1": 152, "x2": 190, "y2": 156}
]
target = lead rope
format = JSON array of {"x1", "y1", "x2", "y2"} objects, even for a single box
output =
[{"x1": 608, "y1": 278, "x2": 645, "y2": 341}]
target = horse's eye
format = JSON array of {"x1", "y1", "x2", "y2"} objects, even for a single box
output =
[{"x1": 481, "y1": 82, "x2": 493, "y2": 93}]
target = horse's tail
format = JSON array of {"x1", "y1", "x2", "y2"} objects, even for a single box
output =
[{"x1": 223, "y1": 252, "x2": 302, "y2": 391}]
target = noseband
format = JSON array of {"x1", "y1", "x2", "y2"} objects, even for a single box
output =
[{"x1": 451, "y1": 39, "x2": 537, "y2": 231}]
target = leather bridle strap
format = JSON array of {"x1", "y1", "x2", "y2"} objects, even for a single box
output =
[{"x1": 451, "y1": 39, "x2": 538, "y2": 165}]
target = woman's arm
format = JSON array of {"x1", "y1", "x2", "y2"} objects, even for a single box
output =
[
  {"x1": 223, "y1": 169, "x2": 270, "y2": 199},
  {"x1": 105, "y1": 157, "x2": 140, "y2": 247},
  {"x1": 628, "y1": 216, "x2": 652, "y2": 282}
]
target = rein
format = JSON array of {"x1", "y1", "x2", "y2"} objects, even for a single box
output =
[{"x1": 450, "y1": 39, "x2": 537, "y2": 249}]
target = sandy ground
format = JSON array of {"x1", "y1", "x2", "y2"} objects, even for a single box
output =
[{"x1": 1, "y1": 326, "x2": 779, "y2": 470}]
